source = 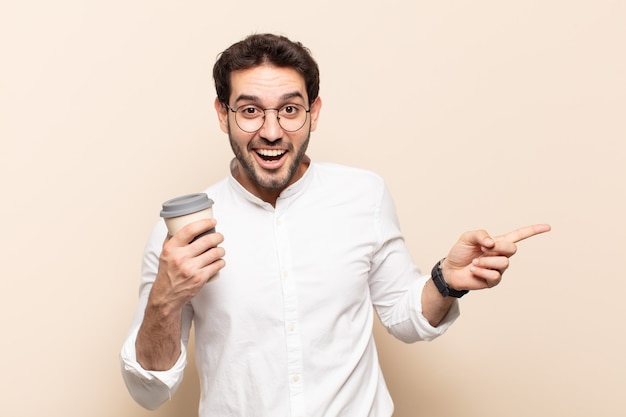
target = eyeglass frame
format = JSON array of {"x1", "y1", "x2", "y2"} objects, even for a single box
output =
[{"x1": 225, "y1": 103, "x2": 311, "y2": 133}]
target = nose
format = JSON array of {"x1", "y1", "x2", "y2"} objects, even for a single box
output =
[{"x1": 259, "y1": 109, "x2": 282, "y2": 142}]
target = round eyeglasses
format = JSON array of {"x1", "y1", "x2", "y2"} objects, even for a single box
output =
[{"x1": 226, "y1": 103, "x2": 311, "y2": 133}]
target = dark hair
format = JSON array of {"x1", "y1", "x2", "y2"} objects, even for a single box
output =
[{"x1": 213, "y1": 33, "x2": 320, "y2": 106}]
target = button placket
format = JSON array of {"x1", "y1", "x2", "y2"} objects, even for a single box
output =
[{"x1": 273, "y1": 209, "x2": 305, "y2": 416}]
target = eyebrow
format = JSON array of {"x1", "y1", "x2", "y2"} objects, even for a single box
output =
[{"x1": 233, "y1": 91, "x2": 305, "y2": 105}]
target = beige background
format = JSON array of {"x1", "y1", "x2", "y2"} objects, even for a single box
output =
[{"x1": 1, "y1": 1, "x2": 624, "y2": 416}]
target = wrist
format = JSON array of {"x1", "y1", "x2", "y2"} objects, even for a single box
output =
[{"x1": 431, "y1": 258, "x2": 469, "y2": 298}]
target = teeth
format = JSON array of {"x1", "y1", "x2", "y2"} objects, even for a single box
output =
[{"x1": 257, "y1": 149, "x2": 286, "y2": 157}]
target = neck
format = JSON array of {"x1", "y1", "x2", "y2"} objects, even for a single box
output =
[{"x1": 230, "y1": 157, "x2": 310, "y2": 207}]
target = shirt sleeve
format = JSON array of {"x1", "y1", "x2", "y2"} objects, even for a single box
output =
[
  {"x1": 119, "y1": 327, "x2": 188, "y2": 410},
  {"x1": 119, "y1": 220, "x2": 194, "y2": 409},
  {"x1": 368, "y1": 181, "x2": 460, "y2": 343}
]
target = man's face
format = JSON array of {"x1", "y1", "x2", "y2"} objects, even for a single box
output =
[{"x1": 215, "y1": 65, "x2": 321, "y2": 201}]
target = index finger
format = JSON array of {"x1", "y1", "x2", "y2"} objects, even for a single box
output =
[
  {"x1": 500, "y1": 223, "x2": 551, "y2": 243},
  {"x1": 171, "y1": 218, "x2": 217, "y2": 245}
]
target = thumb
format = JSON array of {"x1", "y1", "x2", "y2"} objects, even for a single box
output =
[{"x1": 461, "y1": 229, "x2": 494, "y2": 249}]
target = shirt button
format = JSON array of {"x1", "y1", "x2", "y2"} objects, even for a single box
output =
[
  {"x1": 287, "y1": 322, "x2": 296, "y2": 332},
  {"x1": 292, "y1": 375, "x2": 300, "y2": 382}
]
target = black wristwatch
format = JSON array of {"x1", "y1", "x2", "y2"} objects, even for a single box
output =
[{"x1": 431, "y1": 259, "x2": 469, "y2": 298}]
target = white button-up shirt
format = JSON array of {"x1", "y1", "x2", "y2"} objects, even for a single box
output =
[{"x1": 121, "y1": 162, "x2": 459, "y2": 417}]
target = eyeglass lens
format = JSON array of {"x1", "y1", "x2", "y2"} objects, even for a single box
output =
[{"x1": 233, "y1": 104, "x2": 309, "y2": 132}]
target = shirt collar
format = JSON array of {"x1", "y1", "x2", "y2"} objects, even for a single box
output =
[{"x1": 227, "y1": 160, "x2": 315, "y2": 209}]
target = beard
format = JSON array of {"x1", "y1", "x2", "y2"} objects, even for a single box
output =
[{"x1": 228, "y1": 128, "x2": 310, "y2": 192}]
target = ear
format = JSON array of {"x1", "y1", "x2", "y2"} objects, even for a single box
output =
[
  {"x1": 308, "y1": 97, "x2": 322, "y2": 132},
  {"x1": 214, "y1": 98, "x2": 229, "y2": 134}
]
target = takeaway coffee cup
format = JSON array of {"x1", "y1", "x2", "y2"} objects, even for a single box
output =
[{"x1": 160, "y1": 193, "x2": 215, "y2": 240}]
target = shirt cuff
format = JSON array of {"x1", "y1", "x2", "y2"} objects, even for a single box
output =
[
  {"x1": 119, "y1": 327, "x2": 187, "y2": 409},
  {"x1": 417, "y1": 275, "x2": 460, "y2": 338},
  {"x1": 385, "y1": 275, "x2": 460, "y2": 343}
]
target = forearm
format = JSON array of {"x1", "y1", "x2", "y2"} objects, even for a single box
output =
[
  {"x1": 421, "y1": 278, "x2": 456, "y2": 327},
  {"x1": 136, "y1": 302, "x2": 183, "y2": 371},
  {"x1": 120, "y1": 322, "x2": 187, "y2": 410}
]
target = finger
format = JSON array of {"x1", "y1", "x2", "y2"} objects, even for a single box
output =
[
  {"x1": 499, "y1": 223, "x2": 551, "y2": 244},
  {"x1": 195, "y1": 245, "x2": 226, "y2": 268},
  {"x1": 481, "y1": 240, "x2": 517, "y2": 257},
  {"x1": 204, "y1": 258, "x2": 226, "y2": 283},
  {"x1": 469, "y1": 264, "x2": 503, "y2": 288},
  {"x1": 462, "y1": 229, "x2": 495, "y2": 249},
  {"x1": 172, "y1": 218, "x2": 218, "y2": 245},
  {"x1": 194, "y1": 253, "x2": 226, "y2": 284},
  {"x1": 178, "y1": 246, "x2": 225, "y2": 285},
  {"x1": 472, "y1": 256, "x2": 510, "y2": 273},
  {"x1": 189, "y1": 231, "x2": 224, "y2": 257}
]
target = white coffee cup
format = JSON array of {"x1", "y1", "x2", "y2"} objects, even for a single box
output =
[{"x1": 160, "y1": 193, "x2": 215, "y2": 241}]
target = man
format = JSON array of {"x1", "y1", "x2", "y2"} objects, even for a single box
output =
[{"x1": 120, "y1": 33, "x2": 550, "y2": 416}]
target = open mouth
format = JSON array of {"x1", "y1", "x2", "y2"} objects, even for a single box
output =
[{"x1": 256, "y1": 149, "x2": 286, "y2": 162}]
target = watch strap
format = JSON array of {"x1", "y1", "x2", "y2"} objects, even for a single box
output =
[{"x1": 431, "y1": 258, "x2": 469, "y2": 298}]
